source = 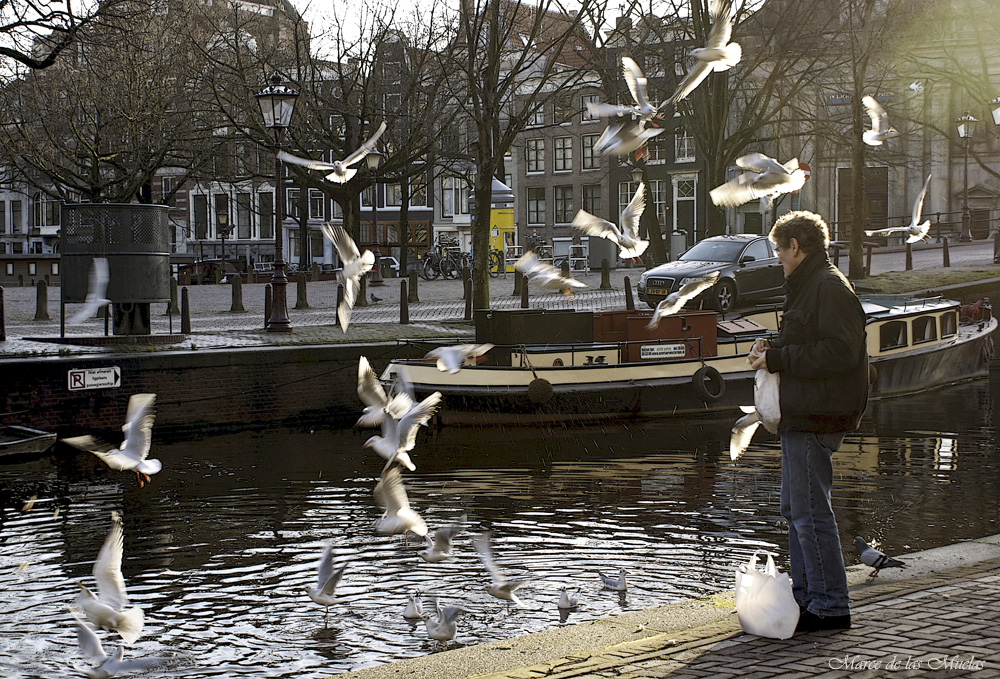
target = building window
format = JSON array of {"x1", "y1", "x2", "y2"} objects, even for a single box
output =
[
  {"x1": 581, "y1": 94, "x2": 601, "y2": 122},
  {"x1": 385, "y1": 182, "x2": 402, "y2": 207},
  {"x1": 554, "y1": 186, "x2": 573, "y2": 223},
  {"x1": 648, "y1": 179, "x2": 668, "y2": 226},
  {"x1": 286, "y1": 188, "x2": 300, "y2": 219},
  {"x1": 619, "y1": 182, "x2": 641, "y2": 223},
  {"x1": 554, "y1": 137, "x2": 573, "y2": 172},
  {"x1": 647, "y1": 138, "x2": 667, "y2": 163},
  {"x1": 193, "y1": 194, "x2": 208, "y2": 239},
  {"x1": 161, "y1": 176, "x2": 177, "y2": 207},
  {"x1": 237, "y1": 193, "x2": 252, "y2": 239},
  {"x1": 51, "y1": 262, "x2": 59, "y2": 275},
  {"x1": 526, "y1": 139, "x2": 545, "y2": 173},
  {"x1": 674, "y1": 175, "x2": 697, "y2": 236},
  {"x1": 11, "y1": 200, "x2": 21, "y2": 234},
  {"x1": 553, "y1": 96, "x2": 573, "y2": 124},
  {"x1": 583, "y1": 184, "x2": 601, "y2": 214},
  {"x1": 5, "y1": 262, "x2": 11, "y2": 275},
  {"x1": 527, "y1": 187, "x2": 545, "y2": 225},
  {"x1": 410, "y1": 175, "x2": 428, "y2": 207},
  {"x1": 213, "y1": 193, "x2": 229, "y2": 236},
  {"x1": 309, "y1": 189, "x2": 324, "y2": 220},
  {"x1": 28, "y1": 262, "x2": 36, "y2": 275},
  {"x1": 675, "y1": 128, "x2": 696, "y2": 163},
  {"x1": 442, "y1": 176, "x2": 470, "y2": 217},
  {"x1": 527, "y1": 106, "x2": 544, "y2": 127},
  {"x1": 582, "y1": 134, "x2": 601, "y2": 170},
  {"x1": 259, "y1": 192, "x2": 273, "y2": 239},
  {"x1": 32, "y1": 193, "x2": 60, "y2": 228}
]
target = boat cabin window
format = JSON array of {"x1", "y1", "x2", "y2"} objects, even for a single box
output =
[
  {"x1": 912, "y1": 316, "x2": 937, "y2": 344},
  {"x1": 879, "y1": 320, "x2": 908, "y2": 351},
  {"x1": 940, "y1": 311, "x2": 958, "y2": 338}
]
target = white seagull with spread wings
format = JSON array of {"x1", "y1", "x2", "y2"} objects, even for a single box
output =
[
  {"x1": 515, "y1": 252, "x2": 586, "y2": 296},
  {"x1": 62, "y1": 394, "x2": 161, "y2": 487},
  {"x1": 373, "y1": 465, "x2": 428, "y2": 538},
  {"x1": 865, "y1": 173, "x2": 932, "y2": 243},
  {"x1": 323, "y1": 223, "x2": 375, "y2": 332},
  {"x1": 68, "y1": 257, "x2": 111, "y2": 326},
  {"x1": 304, "y1": 542, "x2": 348, "y2": 625},
  {"x1": 277, "y1": 121, "x2": 386, "y2": 183},
  {"x1": 646, "y1": 271, "x2": 719, "y2": 329},
  {"x1": 666, "y1": 0, "x2": 742, "y2": 106},
  {"x1": 473, "y1": 532, "x2": 532, "y2": 608},
  {"x1": 709, "y1": 153, "x2": 806, "y2": 209},
  {"x1": 586, "y1": 57, "x2": 660, "y2": 125},
  {"x1": 862, "y1": 96, "x2": 900, "y2": 146},
  {"x1": 572, "y1": 182, "x2": 649, "y2": 260}
]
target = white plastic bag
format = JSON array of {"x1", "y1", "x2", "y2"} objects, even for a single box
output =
[
  {"x1": 734, "y1": 551, "x2": 798, "y2": 639},
  {"x1": 754, "y1": 369, "x2": 781, "y2": 434}
]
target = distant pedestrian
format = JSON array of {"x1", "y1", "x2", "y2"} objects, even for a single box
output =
[{"x1": 749, "y1": 210, "x2": 869, "y2": 634}]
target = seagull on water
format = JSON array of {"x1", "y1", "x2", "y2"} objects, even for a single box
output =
[
  {"x1": 862, "y1": 96, "x2": 899, "y2": 146},
  {"x1": 646, "y1": 271, "x2": 719, "y2": 329},
  {"x1": 71, "y1": 612, "x2": 168, "y2": 679},
  {"x1": 304, "y1": 542, "x2": 348, "y2": 626},
  {"x1": 418, "y1": 516, "x2": 466, "y2": 563},
  {"x1": 599, "y1": 568, "x2": 628, "y2": 591},
  {"x1": 277, "y1": 121, "x2": 387, "y2": 184},
  {"x1": 515, "y1": 252, "x2": 586, "y2": 296},
  {"x1": 423, "y1": 344, "x2": 494, "y2": 374},
  {"x1": 373, "y1": 466, "x2": 428, "y2": 538},
  {"x1": 422, "y1": 598, "x2": 466, "y2": 644},
  {"x1": 865, "y1": 173, "x2": 932, "y2": 244},
  {"x1": 473, "y1": 532, "x2": 532, "y2": 608},
  {"x1": 572, "y1": 182, "x2": 649, "y2": 261},
  {"x1": 709, "y1": 153, "x2": 806, "y2": 210},
  {"x1": 68, "y1": 257, "x2": 111, "y2": 326},
  {"x1": 402, "y1": 590, "x2": 424, "y2": 620},
  {"x1": 323, "y1": 223, "x2": 374, "y2": 333},
  {"x1": 854, "y1": 536, "x2": 908, "y2": 577},
  {"x1": 665, "y1": 0, "x2": 742, "y2": 106},
  {"x1": 62, "y1": 394, "x2": 160, "y2": 487},
  {"x1": 74, "y1": 512, "x2": 144, "y2": 645},
  {"x1": 557, "y1": 587, "x2": 580, "y2": 609}
]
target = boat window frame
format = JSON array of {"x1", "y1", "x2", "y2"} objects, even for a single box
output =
[
  {"x1": 879, "y1": 319, "x2": 908, "y2": 351},
  {"x1": 911, "y1": 315, "x2": 937, "y2": 345},
  {"x1": 940, "y1": 310, "x2": 958, "y2": 338}
]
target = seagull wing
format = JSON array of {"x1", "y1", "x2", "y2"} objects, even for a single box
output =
[
  {"x1": 587, "y1": 101, "x2": 635, "y2": 119},
  {"x1": 862, "y1": 96, "x2": 885, "y2": 133},
  {"x1": 357, "y1": 357, "x2": 389, "y2": 410},
  {"x1": 730, "y1": 409, "x2": 761, "y2": 461},
  {"x1": 339, "y1": 121, "x2": 387, "y2": 169},
  {"x1": 320, "y1": 558, "x2": 347, "y2": 597},
  {"x1": 864, "y1": 227, "x2": 907, "y2": 236},
  {"x1": 276, "y1": 150, "x2": 338, "y2": 172},
  {"x1": 396, "y1": 392, "x2": 442, "y2": 452},
  {"x1": 323, "y1": 222, "x2": 361, "y2": 263},
  {"x1": 736, "y1": 153, "x2": 783, "y2": 174},
  {"x1": 666, "y1": 59, "x2": 712, "y2": 105},
  {"x1": 572, "y1": 210, "x2": 622, "y2": 245},
  {"x1": 621, "y1": 57, "x2": 651, "y2": 110},
  {"x1": 706, "y1": 0, "x2": 735, "y2": 49},
  {"x1": 68, "y1": 258, "x2": 111, "y2": 325},
  {"x1": 911, "y1": 173, "x2": 932, "y2": 227},
  {"x1": 710, "y1": 175, "x2": 757, "y2": 207},
  {"x1": 120, "y1": 393, "x2": 156, "y2": 467},
  {"x1": 94, "y1": 512, "x2": 129, "y2": 609},
  {"x1": 72, "y1": 611, "x2": 107, "y2": 660},
  {"x1": 472, "y1": 532, "x2": 504, "y2": 584}
]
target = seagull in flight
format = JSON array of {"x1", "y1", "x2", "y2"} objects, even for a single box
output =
[
  {"x1": 665, "y1": 0, "x2": 742, "y2": 106},
  {"x1": 862, "y1": 96, "x2": 899, "y2": 146},
  {"x1": 277, "y1": 121, "x2": 387, "y2": 184},
  {"x1": 423, "y1": 344, "x2": 494, "y2": 374},
  {"x1": 515, "y1": 252, "x2": 586, "y2": 296},
  {"x1": 854, "y1": 536, "x2": 908, "y2": 577},
  {"x1": 304, "y1": 542, "x2": 348, "y2": 626},
  {"x1": 71, "y1": 612, "x2": 167, "y2": 679},
  {"x1": 709, "y1": 153, "x2": 806, "y2": 209},
  {"x1": 62, "y1": 394, "x2": 161, "y2": 487},
  {"x1": 730, "y1": 406, "x2": 761, "y2": 461},
  {"x1": 865, "y1": 173, "x2": 932, "y2": 243},
  {"x1": 74, "y1": 512, "x2": 144, "y2": 645},
  {"x1": 592, "y1": 120, "x2": 664, "y2": 157},
  {"x1": 587, "y1": 57, "x2": 661, "y2": 125},
  {"x1": 356, "y1": 357, "x2": 415, "y2": 428},
  {"x1": 418, "y1": 516, "x2": 465, "y2": 563},
  {"x1": 646, "y1": 271, "x2": 719, "y2": 329},
  {"x1": 362, "y1": 389, "x2": 441, "y2": 472},
  {"x1": 373, "y1": 465, "x2": 428, "y2": 538},
  {"x1": 599, "y1": 568, "x2": 628, "y2": 591},
  {"x1": 322, "y1": 223, "x2": 374, "y2": 333},
  {"x1": 68, "y1": 257, "x2": 111, "y2": 326},
  {"x1": 473, "y1": 532, "x2": 532, "y2": 608},
  {"x1": 572, "y1": 182, "x2": 649, "y2": 260}
]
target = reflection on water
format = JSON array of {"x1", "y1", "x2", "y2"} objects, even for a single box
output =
[{"x1": 1, "y1": 373, "x2": 998, "y2": 677}]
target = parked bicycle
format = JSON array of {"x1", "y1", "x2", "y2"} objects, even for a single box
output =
[
  {"x1": 420, "y1": 237, "x2": 461, "y2": 280},
  {"x1": 487, "y1": 246, "x2": 504, "y2": 277}
]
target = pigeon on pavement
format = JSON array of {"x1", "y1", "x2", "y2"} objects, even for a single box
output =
[{"x1": 854, "y1": 536, "x2": 907, "y2": 577}]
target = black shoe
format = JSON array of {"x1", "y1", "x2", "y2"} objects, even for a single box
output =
[{"x1": 795, "y1": 610, "x2": 852, "y2": 634}]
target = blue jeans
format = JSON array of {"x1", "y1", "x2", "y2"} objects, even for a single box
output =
[{"x1": 780, "y1": 431, "x2": 850, "y2": 617}]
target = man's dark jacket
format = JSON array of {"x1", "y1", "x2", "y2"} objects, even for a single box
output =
[{"x1": 764, "y1": 250, "x2": 869, "y2": 433}]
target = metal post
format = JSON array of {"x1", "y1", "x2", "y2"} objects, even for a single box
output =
[
  {"x1": 464, "y1": 277, "x2": 472, "y2": 320},
  {"x1": 942, "y1": 237, "x2": 950, "y2": 268},
  {"x1": 264, "y1": 283, "x2": 272, "y2": 328},
  {"x1": 0, "y1": 286, "x2": 5, "y2": 341},
  {"x1": 960, "y1": 135, "x2": 973, "y2": 242},
  {"x1": 267, "y1": 127, "x2": 292, "y2": 332},
  {"x1": 408, "y1": 270, "x2": 419, "y2": 303},
  {"x1": 34, "y1": 280, "x2": 49, "y2": 321},
  {"x1": 521, "y1": 278, "x2": 529, "y2": 308},
  {"x1": 513, "y1": 270, "x2": 522, "y2": 297},
  {"x1": 600, "y1": 258, "x2": 611, "y2": 290},
  {"x1": 400, "y1": 280, "x2": 409, "y2": 324},
  {"x1": 864, "y1": 244, "x2": 872, "y2": 277},
  {"x1": 370, "y1": 173, "x2": 384, "y2": 287},
  {"x1": 336, "y1": 283, "x2": 344, "y2": 328},
  {"x1": 905, "y1": 243, "x2": 912, "y2": 271},
  {"x1": 181, "y1": 286, "x2": 191, "y2": 334},
  {"x1": 624, "y1": 275, "x2": 634, "y2": 311}
]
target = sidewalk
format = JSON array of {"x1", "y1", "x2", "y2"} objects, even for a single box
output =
[{"x1": 342, "y1": 535, "x2": 1000, "y2": 679}]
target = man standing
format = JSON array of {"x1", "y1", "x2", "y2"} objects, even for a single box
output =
[{"x1": 750, "y1": 210, "x2": 869, "y2": 633}]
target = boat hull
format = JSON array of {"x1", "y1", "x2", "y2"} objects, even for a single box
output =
[{"x1": 0, "y1": 426, "x2": 57, "y2": 458}]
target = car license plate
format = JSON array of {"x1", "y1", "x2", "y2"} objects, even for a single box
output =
[{"x1": 647, "y1": 287, "x2": 671, "y2": 296}]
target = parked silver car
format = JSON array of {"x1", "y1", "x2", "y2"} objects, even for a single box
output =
[{"x1": 637, "y1": 234, "x2": 785, "y2": 313}]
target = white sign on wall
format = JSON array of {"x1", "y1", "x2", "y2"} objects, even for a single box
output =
[
  {"x1": 68, "y1": 367, "x2": 121, "y2": 391},
  {"x1": 639, "y1": 344, "x2": 686, "y2": 360}
]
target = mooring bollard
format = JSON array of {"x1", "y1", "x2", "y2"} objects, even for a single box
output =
[
  {"x1": 624, "y1": 275, "x2": 635, "y2": 311},
  {"x1": 864, "y1": 244, "x2": 873, "y2": 277},
  {"x1": 1, "y1": 286, "x2": 6, "y2": 341},
  {"x1": 521, "y1": 279, "x2": 529, "y2": 309},
  {"x1": 560, "y1": 260, "x2": 570, "y2": 277},
  {"x1": 513, "y1": 270, "x2": 522, "y2": 296},
  {"x1": 181, "y1": 286, "x2": 191, "y2": 334},
  {"x1": 600, "y1": 258, "x2": 611, "y2": 290},
  {"x1": 408, "y1": 271, "x2": 419, "y2": 303},
  {"x1": 166, "y1": 277, "x2": 178, "y2": 316},
  {"x1": 336, "y1": 283, "x2": 344, "y2": 328},
  {"x1": 942, "y1": 237, "x2": 950, "y2": 267},
  {"x1": 905, "y1": 243, "x2": 913, "y2": 271},
  {"x1": 312, "y1": 262, "x2": 320, "y2": 282},
  {"x1": 34, "y1": 279, "x2": 49, "y2": 321},
  {"x1": 295, "y1": 274, "x2": 308, "y2": 309},
  {"x1": 357, "y1": 274, "x2": 368, "y2": 307},
  {"x1": 231, "y1": 274, "x2": 246, "y2": 312},
  {"x1": 464, "y1": 277, "x2": 472, "y2": 320},
  {"x1": 264, "y1": 283, "x2": 272, "y2": 329},
  {"x1": 400, "y1": 280, "x2": 409, "y2": 324}
]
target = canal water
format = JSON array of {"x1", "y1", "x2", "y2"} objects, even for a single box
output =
[{"x1": 1, "y1": 372, "x2": 998, "y2": 677}]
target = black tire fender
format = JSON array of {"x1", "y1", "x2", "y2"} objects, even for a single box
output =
[
  {"x1": 692, "y1": 366, "x2": 725, "y2": 402},
  {"x1": 528, "y1": 377, "x2": 554, "y2": 404}
]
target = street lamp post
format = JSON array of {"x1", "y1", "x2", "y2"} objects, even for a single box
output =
[
  {"x1": 256, "y1": 73, "x2": 299, "y2": 332},
  {"x1": 217, "y1": 210, "x2": 229, "y2": 279},
  {"x1": 956, "y1": 112, "x2": 977, "y2": 243},
  {"x1": 366, "y1": 148, "x2": 384, "y2": 287}
]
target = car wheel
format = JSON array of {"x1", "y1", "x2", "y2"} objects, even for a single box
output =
[{"x1": 713, "y1": 279, "x2": 737, "y2": 313}]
